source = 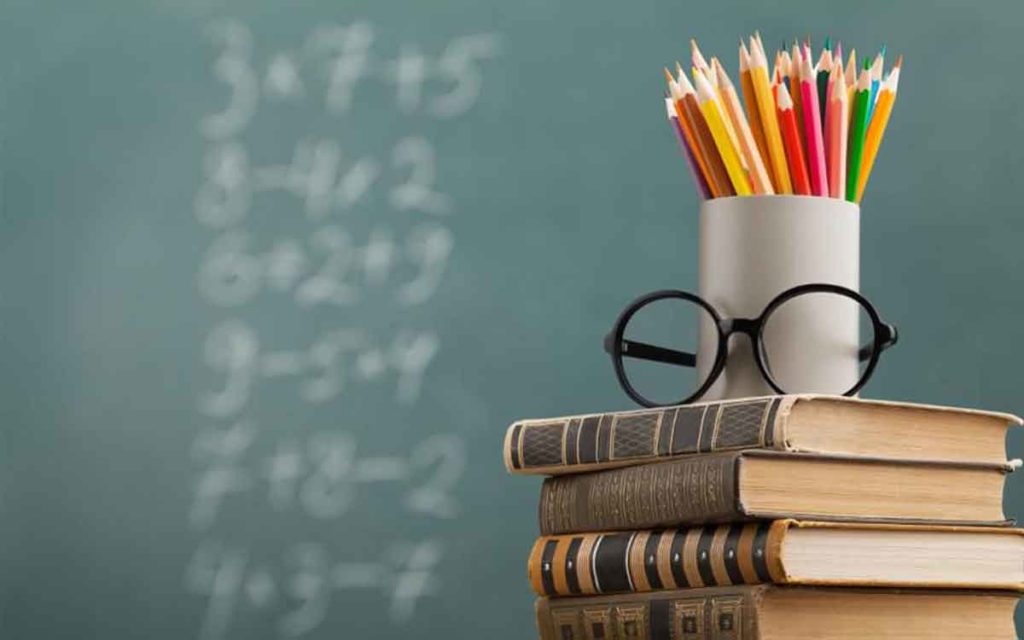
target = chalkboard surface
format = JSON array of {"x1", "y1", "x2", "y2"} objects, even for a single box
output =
[{"x1": 2, "y1": 0, "x2": 1024, "y2": 638}]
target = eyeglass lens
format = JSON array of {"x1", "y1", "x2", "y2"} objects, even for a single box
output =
[
  {"x1": 621, "y1": 296, "x2": 716, "y2": 405},
  {"x1": 759, "y1": 290, "x2": 874, "y2": 394}
]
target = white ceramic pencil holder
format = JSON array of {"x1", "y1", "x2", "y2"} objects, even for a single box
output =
[{"x1": 696, "y1": 195, "x2": 860, "y2": 400}]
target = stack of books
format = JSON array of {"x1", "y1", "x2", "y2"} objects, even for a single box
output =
[{"x1": 504, "y1": 395, "x2": 1024, "y2": 639}]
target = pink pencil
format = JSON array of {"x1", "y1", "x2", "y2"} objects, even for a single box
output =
[
  {"x1": 665, "y1": 97, "x2": 711, "y2": 199},
  {"x1": 799, "y1": 58, "x2": 828, "y2": 196}
]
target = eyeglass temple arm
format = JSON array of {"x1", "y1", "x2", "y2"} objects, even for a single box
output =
[
  {"x1": 603, "y1": 334, "x2": 697, "y2": 367},
  {"x1": 857, "y1": 323, "x2": 899, "y2": 362}
]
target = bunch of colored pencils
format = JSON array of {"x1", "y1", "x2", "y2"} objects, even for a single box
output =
[{"x1": 665, "y1": 34, "x2": 901, "y2": 203}]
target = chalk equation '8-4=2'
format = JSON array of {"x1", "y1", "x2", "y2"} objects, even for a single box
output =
[
  {"x1": 186, "y1": 538, "x2": 443, "y2": 640},
  {"x1": 200, "y1": 19, "x2": 501, "y2": 140},
  {"x1": 195, "y1": 137, "x2": 453, "y2": 230}
]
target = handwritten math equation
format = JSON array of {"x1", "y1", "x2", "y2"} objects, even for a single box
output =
[
  {"x1": 187, "y1": 538, "x2": 442, "y2": 640},
  {"x1": 188, "y1": 18, "x2": 498, "y2": 640},
  {"x1": 189, "y1": 423, "x2": 464, "y2": 529}
]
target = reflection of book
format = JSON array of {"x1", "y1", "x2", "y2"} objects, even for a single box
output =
[
  {"x1": 504, "y1": 395, "x2": 1021, "y2": 475},
  {"x1": 537, "y1": 450, "x2": 1012, "y2": 535},
  {"x1": 527, "y1": 520, "x2": 1024, "y2": 597},
  {"x1": 535, "y1": 585, "x2": 1019, "y2": 640}
]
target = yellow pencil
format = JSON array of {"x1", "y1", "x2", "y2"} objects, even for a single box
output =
[
  {"x1": 708, "y1": 58, "x2": 745, "y2": 168},
  {"x1": 693, "y1": 67, "x2": 752, "y2": 195},
  {"x1": 856, "y1": 57, "x2": 901, "y2": 202},
  {"x1": 749, "y1": 36, "x2": 792, "y2": 193},
  {"x1": 713, "y1": 59, "x2": 774, "y2": 194}
]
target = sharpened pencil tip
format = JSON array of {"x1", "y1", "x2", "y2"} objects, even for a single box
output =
[
  {"x1": 664, "y1": 67, "x2": 675, "y2": 84},
  {"x1": 894, "y1": 54, "x2": 903, "y2": 68},
  {"x1": 824, "y1": 36, "x2": 832, "y2": 50}
]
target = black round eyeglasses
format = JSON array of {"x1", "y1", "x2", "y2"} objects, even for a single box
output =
[{"x1": 604, "y1": 283, "x2": 898, "y2": 407}]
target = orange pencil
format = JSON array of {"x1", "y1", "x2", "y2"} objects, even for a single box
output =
[
  {"x1": 668, "y1": 68, "x2": 734, "y2": 197},
  {"x1": 776, "y1": 82, "x2": 812, "y2": 195},
  {"x1": 739, "y1": 42, "x2": 772, "y2": 188},
  {"x1": 665, "y1": 69, "x2": 716, "y2": 195},
  {"x1": 714, "y1": 59, "x2": 774, "y2": 194},
  {"x1": 856, "y1": 57, "x2": 901, "y2": 201}
]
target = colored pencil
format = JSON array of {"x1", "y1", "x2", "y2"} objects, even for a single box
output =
[
  {"x1": 666, "y1": 96, "x2": 711, "y2": 199},
  {"x1": 714, "y1": 60, "x2": 774, "y2": 194},
  {"x1": 856, "y1": 57, "x2": 901, "y2": 202},
  {"x1": 691, "y1": 39, "x2": 716, "y2": 89},
  {"x1": 790, "y1": 42, "x2": 807, "y2": 152},
  {"x1": 694, "y1": 67, "x2": 752, "y2": 195},
  {"x1": 660, "y1": 35, "x2": 901, "y2": 203},
  {"x1": 665, "y1": 69, "x2": 717, "y2": 196},
  {"x1": 706, "y1": 58, "x2": 744, "y2": 167},
  {"x1": 846, "y1": 67, "x2": 872, "y2": 201},
  {"x1": 867, "y1": 48, "x2": 885, "y2": 121},
  {"x1": 776, "y1": 82, "x2": 812, "y2": 195},
  {"x1": 827, "y1": 66, "x2": 848, "y2": 199},
  {"x1": 668, "y1": 68, "x2": 734, "y2": 197},
  {"x1": 739, "y1": 42, "x2": 772, "y2": 188},
  {"x1": 800, "y1": 57, "x2": 828, "y2": 196},
  {"x1": 750, "y1": 36, "x2": 792, "y2": 193},
  {"x1": 816, "y1": 46, "x2": 833, "y2": 130},
  {"x1": 845, "y1": 49, "x2": 857, "y2": 125}
]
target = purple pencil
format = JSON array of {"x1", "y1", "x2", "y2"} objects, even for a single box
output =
[{"x1": 665, "y1": 97, "x2": 711, "y2": 199}]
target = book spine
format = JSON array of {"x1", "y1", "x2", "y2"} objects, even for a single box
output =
[
  {"x1": 536, "y1": 586, "x2": 764, "y2": 640},
  {"x1": 505, "y1": 397, "x2": 787, "y2": 475},
  {"x1": 528, "y1": 523, "x2": 780, "y2": 597},
  {"x1": 539, "y1": 452, "x2": 743, "y2": 535}
]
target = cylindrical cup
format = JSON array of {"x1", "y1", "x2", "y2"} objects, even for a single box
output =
[{"x1": 696, "y1": 195, "x2": 860, "y2": 400}]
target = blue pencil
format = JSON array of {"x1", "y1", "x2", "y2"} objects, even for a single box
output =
[{"x1": 866, "y1": 46, "x2": 885, "y2": 121}]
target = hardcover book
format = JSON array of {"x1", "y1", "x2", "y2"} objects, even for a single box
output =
[
  {"x1": 526, "y1": 520, "x2": 1024, "y2": 597},
  {"x1": 504, "y1": 395, "x2": 1021, "y2": 475},
  {"x1": 537, "y1": 450, "x2": 1012, "y2": 535},
  {"x1": 535, "y1": 586, "x2": 1019, "y2": 640}
]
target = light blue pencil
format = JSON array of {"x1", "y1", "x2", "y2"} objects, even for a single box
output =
[{"x1": 866, "y1": 46, "x2": 885, "y2": 121}]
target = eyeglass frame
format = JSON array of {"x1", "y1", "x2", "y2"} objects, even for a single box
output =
[{"x1": 603, "y1": 283, "x2": 899, "y2": 407}]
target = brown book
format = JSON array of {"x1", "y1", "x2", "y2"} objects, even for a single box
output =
[
  {"x1": 536, "y1": 585, "x2": 1019, "y2": 639},
  {"x1": 538, "y1": 450, "x2": 1013, "y2": 535},
  {"x1": 527, "y1": 520, "x2": 1024, "y2": 597},
  {"x1": 504, "y1": 395, "x2": 1021, "y2": 475}
]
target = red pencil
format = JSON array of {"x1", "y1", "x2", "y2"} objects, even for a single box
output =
[{"x1": 776, "y1": 82, "x2": 812, "y2": 195}]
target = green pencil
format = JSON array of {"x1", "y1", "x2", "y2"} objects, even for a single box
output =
[{"x1": 846, "y1": 67, "x2": 872, "y2": 201}]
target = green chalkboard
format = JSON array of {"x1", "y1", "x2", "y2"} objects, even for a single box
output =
[{"x1": 2, "y1": 0, "x2": 1024, "y2": 638}]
